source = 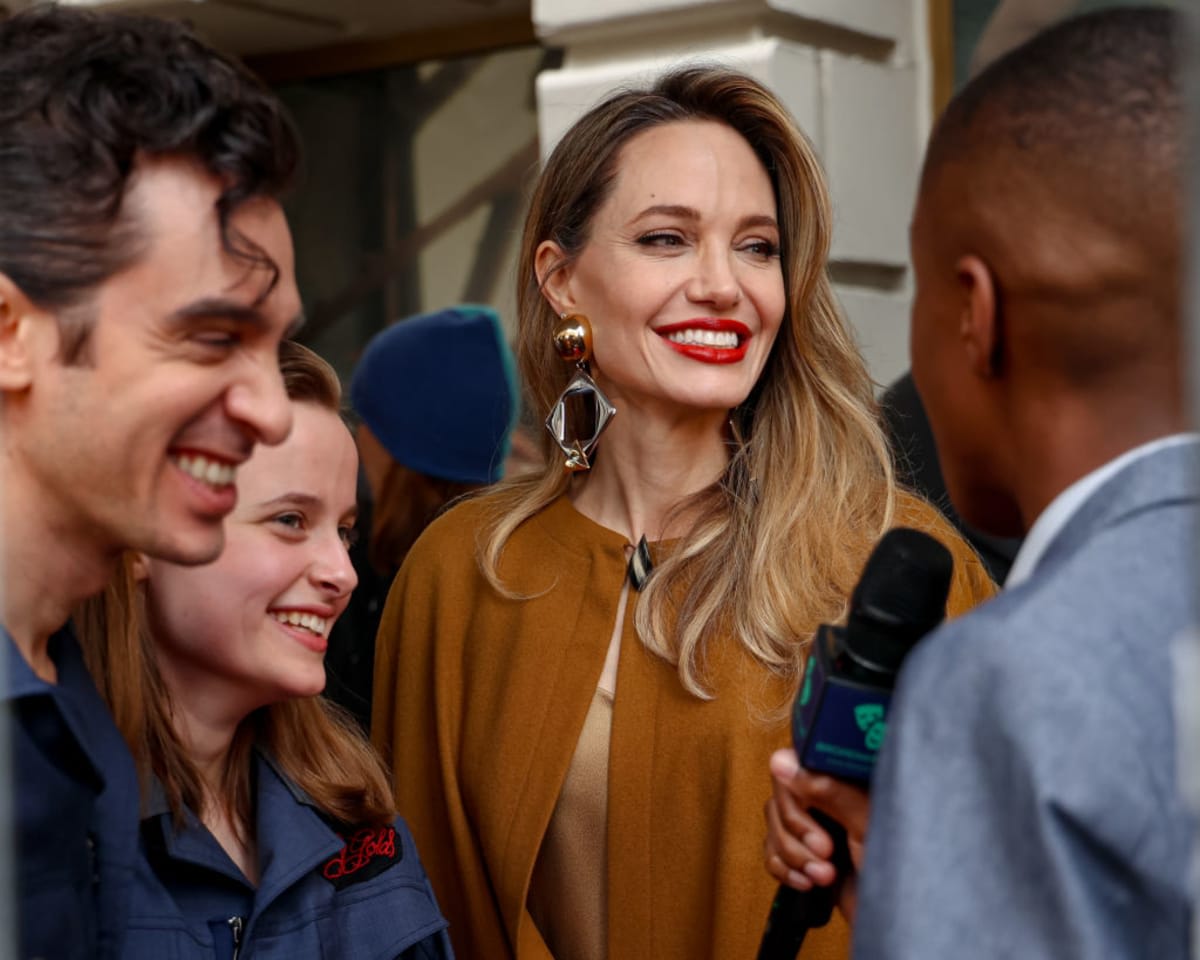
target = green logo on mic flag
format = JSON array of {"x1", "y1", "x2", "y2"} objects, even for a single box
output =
[
  {"x1": 855, "y1": 703, "x2": 886, "y2": 753},
  {"x1": 798, "y1": 662, "x2": 814, "y2": 708}
]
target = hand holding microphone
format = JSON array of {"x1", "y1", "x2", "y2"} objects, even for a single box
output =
[
  {"x1": 764, "y1": 750, "x2": 870, "y2": 917},
  {"x1": 757, "y1": 527, "x2": 953, "y2": 959}
]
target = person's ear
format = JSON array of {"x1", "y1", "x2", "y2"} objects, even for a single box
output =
[
  {"x1": 534, "y1": 240, "x2": 576, "y2": 317},
  {"x1": 956, "y1": 255, "x2": 1000, "y2": 378},
  {"x1": 0, "y1": 273, "x2": 51, "y2": 392}
]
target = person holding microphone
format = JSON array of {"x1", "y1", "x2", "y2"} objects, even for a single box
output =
[{"x1": 766, "y1": 9, "x2": 1197, "y2": 958}]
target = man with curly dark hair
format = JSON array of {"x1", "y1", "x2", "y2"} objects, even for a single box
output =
[{"x1": 0, "y1": 6, "x2": 304, "y2": 957}]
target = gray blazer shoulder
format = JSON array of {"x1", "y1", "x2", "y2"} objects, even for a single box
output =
[{"x1": 854, "y1": 442, "x2": 1200, "y2": 960}]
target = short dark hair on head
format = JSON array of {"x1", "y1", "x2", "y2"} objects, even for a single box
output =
[
  {"x1": 923, "y1": 6, "x2": 1180, "y2": 198},
  {"x1": 0, "y1": 5, "x2": 301, "y2": 359}
]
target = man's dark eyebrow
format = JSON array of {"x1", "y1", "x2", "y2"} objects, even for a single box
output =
[
  {"x1": 168, "y1": 298, "x2": 268, "y2": 329},
  {"x1": 168, "y1": 300, "x2": 306, "y2": 339}
]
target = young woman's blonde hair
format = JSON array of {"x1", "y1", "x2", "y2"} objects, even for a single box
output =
[
  {"x1": 75, "y1": 340, "x2": 394, "y2": 832},
  {"x1": 480, "y1": 65, "x2": 896, "y2": 699}
]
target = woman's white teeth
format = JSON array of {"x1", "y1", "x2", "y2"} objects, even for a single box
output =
[
  {"x1": 666, "y1": 329, "x2": 739, "y2": 348},
  {"x1": 174, "y1": 454, "x2": 236, "y2": 488},
  {"x1": 272, "y1": 611, "x2": 329, "y2": 637}
]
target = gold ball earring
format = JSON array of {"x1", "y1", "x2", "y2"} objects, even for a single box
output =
[{"x1": 551, "y1": 313, "x2": 592, "y2": 365}]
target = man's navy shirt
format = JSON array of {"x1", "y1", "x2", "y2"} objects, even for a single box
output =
[{"x1": 5, "y1": 624, "x2": 138, "y2": 959}]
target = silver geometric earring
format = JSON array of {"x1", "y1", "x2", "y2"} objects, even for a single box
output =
[{"x1": 545, "y1": 313, "x2": 616, "y2": 472}]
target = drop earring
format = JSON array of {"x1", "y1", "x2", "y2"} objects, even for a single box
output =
[{"x1": 545, "y1": 313, "x2": 616, "y2": 472}]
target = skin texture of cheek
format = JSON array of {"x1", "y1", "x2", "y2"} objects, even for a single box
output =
[{"x1": 146, "y1": 532, "x2": 291, "y2": 675}]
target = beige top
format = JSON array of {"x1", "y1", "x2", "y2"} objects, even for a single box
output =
[{"x1": 527, "y1": 575, "x2": 629, "y2": 960}]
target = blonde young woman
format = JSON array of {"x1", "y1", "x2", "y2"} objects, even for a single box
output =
[
  {"x1": 372, "y1": 67, "x2": 994, "y2": 960},
  {"x1": 77, "y1": 341, "x2": 452, "y2": 959}
]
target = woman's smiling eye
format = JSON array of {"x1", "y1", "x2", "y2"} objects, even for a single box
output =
[
  {"x1": 740, "y1": 238, "x2": 780, "y2": 259},
  {"x1": 273, "y1": 512, "x2": 305, "y2": 532},
  {"x1": 636, "y1": 231, "x2": 686, "y2": 248},
  {"x1": 338, "y1": 525, "x2": 359, "y2": 549}
]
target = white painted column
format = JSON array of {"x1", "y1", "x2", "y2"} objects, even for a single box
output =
[{"x1": 532, "y1": 0, "x2": 931, "y2": 388}]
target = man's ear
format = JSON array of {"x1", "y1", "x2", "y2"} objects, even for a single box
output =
[
  {"x1": 956, "y1": 254, "x2": 1000, "y2": 378},
  {"x1": 0, "y1": 273, "x2": 51, "y2": 392},
  {"x1": 534, "y1": 240, "x2": 576, "y2": 317}
]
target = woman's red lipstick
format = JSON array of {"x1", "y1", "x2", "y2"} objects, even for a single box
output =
[{"x1": 654, "y1": 318, "x2": 751, "y2": 364}]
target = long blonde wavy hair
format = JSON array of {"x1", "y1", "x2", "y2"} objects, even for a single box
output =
[
  {"x1": 75, "y1": 341, "x2": 394, "y2": 833},
  {"x1": 480, "y1": 66, "x2": 896, "y2": 698}
]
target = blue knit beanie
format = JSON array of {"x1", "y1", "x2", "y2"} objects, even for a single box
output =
[{"x1": 350, "y1": 305, "x2": 520, "y2": 485}]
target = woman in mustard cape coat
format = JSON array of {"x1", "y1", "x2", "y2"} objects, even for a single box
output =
[{"x1": 373, "y1": 66, "x2": 995, "y2": 960}]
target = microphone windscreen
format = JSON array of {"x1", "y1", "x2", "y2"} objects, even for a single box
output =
[{"x1": 846, "y1": 528, "x2": 953, "y2": 677}]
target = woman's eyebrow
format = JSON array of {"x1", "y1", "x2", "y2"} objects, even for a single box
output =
[{"x1": 629, "y1": 205, "x2": 778, "y2": 231}]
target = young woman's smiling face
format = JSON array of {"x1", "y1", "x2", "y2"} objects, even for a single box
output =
[
  {"x1": 539, "y1": 119, "x2": 786, "y2": 420},
  {"x1": 144, "y1": 400, "x2": 359, "y2": 717}
]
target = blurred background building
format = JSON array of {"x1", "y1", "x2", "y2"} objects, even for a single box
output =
[
  {"x1": 2, "y1": 0, "x2": 1160, "y2": 389},
  {"x1": 0, "y1": 0, "x2": 1161, "y2": 384},
  {"x1": 9, "y1": 0, "x2": 1152, "y2": 390}
]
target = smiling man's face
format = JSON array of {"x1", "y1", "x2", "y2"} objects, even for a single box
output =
[{"x1": 15, "y1": 155, "x2": 301, "y2": 567}]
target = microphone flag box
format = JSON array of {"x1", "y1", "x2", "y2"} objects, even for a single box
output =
[{"x1": 792, "y1": 624, "x2": 892, "y2": 786}]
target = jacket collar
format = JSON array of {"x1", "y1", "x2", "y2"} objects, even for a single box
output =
[
  {"x1": 142, "y1": 746, "x2": 345, "y2": 900},
  {"x1": 6, "y1": 622, "x2": 89, "y2": 698},
  {"x1": 1032, "y1": 437, "x2": 1200, "y2": 581},
  {"x1": 5, "y1": 624, "x2": 109, "y2": 793},
  {"x1": 253, "y1": 749, "x2": 345, "y2": 907}
]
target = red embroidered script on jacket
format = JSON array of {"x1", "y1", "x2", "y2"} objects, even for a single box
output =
[{"x1": 322, "y1": 825, "x2": 402, "y2": 890}]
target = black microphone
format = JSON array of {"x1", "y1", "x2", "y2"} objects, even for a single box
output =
[{"x1": 756, "y1": 527, "x2": 953, "y2": 960}]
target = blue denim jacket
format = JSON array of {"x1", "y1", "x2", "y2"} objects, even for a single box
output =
[
  {"x1": 5, "y1": 625, "x2": 139, "y2": 960},
  {"x1": 124, "y1": 749, "x2": 453, "y2": 959}
]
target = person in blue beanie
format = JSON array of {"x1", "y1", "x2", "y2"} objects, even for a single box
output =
[
  {"x1": 352, "y1": 304, "x2": 523, "y2": 558},
  {"x1": 324, "y1": 305, "x2": 526, "y2": 730}
]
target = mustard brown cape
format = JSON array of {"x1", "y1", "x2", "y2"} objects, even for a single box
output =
[{"x1": 372, "y1": 492, "x2": 995, "y2": 959}]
